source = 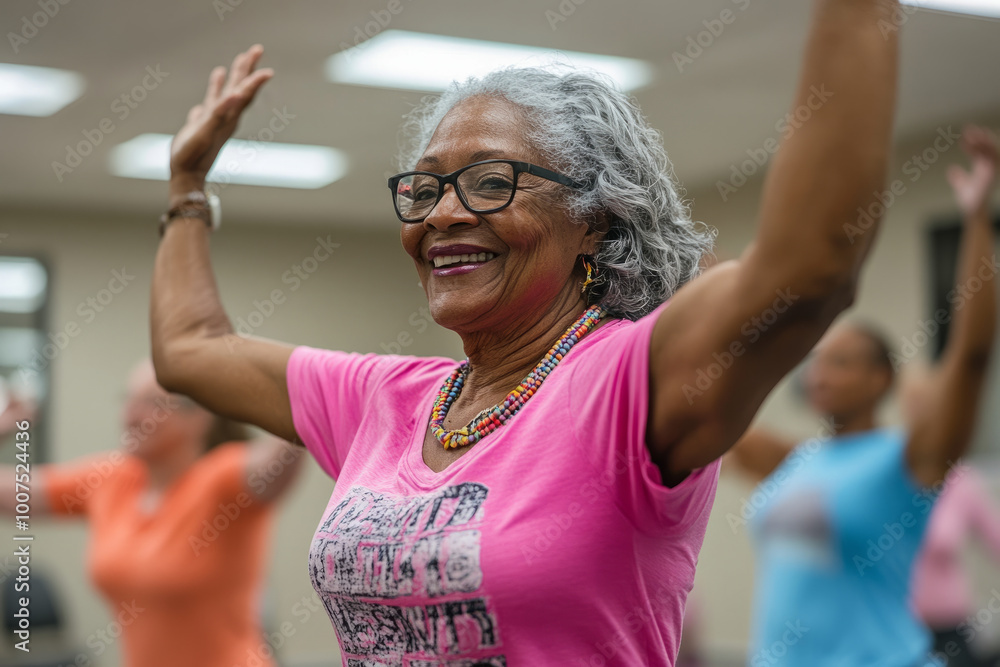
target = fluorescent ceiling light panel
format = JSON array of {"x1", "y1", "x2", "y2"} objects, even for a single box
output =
[
  {"x1": 0, "y1": 257, "x2": 47, "y2": 313},
  {"x1": 327, "y1": 30, "x2": 654, "y2": 92},
  {"x1": 0, "y1": 63, "x2": 84, "y2": 116},
  {"x1": 108, "y1": 134, "x2": 348, "y2": 189},
  {"x1": 900, "y1": 0, "x2": 1000, "y2": 17}
]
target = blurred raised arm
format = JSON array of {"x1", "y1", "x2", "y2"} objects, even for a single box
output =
[
  {"x1": 648, "y1": 0, "x2": 901, "y2": 483},
  {"x1": 906, "y1": 126, "x2": 998, "y2": 487},
  {"x1": 151, "y1": 45, "x2": 299, "y2": 443}
]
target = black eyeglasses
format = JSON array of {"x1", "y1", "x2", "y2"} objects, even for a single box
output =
[{"x1": 387, "y1": 159, "x2": 585, "y2": 223}]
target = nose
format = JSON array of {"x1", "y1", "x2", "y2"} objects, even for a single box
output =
[{"x1": 422, "y1": 184, "x2": 479, "y2": 232}]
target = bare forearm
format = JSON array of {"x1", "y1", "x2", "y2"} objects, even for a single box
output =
[
  {"x1": 151, "y1": 189, "x2": 234, "y2": 391},
  {"x1": 908, "y1": 208, "x2": 996, "y2": 484},
  {"x1": 751, "y1": 0, "x2": 899, "y2": 297},
  {"x1": 0, "y1": 464, "x2": 50, "y2": 516},
  {"x1": 943, "y1": 210, "x2": 997, "y2": 368}
]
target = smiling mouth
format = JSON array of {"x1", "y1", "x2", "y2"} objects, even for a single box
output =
[{"x1": 431, "y1": 252, "x2": 496, "y2": 268}]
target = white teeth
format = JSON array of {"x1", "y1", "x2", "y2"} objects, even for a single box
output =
[{"x1": 432, "y1": 252, "x2": 496, "y2": 268}]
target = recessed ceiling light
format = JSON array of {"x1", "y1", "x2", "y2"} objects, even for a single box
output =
[
  {"x1": 326, "y1": 30, "x2": 654, "y2": 92},
  {"x1": 108, "y1": 134, "x2": 349, "y2": 189},
  {"x1": 0, "y1": 64, "x2": 84, "y2": 117},
  {"x1": 900, "y1": 0, "x2": 1000, "y2": 18}
]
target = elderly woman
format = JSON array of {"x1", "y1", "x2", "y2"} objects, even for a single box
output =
[{"x1": 152, "y1": 0, "x2": 901, "y2": 664}]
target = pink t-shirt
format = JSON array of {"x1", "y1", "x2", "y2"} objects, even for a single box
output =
[
  {"x1": 287, "y1": 302, "x2": 721, "y2": 667},
  {"x1": 911, "y1": 466, "x2": 1000, "y2": 628}
]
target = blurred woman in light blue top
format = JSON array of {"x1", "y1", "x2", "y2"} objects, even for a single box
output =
[{"x1": 729, "y1": 125, "x2": 999, "y2": 666}]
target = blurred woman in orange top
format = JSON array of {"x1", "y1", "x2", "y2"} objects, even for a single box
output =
[{"x1": 0, "y1": 359, "x2": 304, "y2": 667}]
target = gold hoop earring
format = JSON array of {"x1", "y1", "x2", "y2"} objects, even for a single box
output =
[{"x1": 580, "y1": 255, "x2": 597, "y2": 294}]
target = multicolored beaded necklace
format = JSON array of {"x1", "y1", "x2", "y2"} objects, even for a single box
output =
[{"x1": 429, "y1": 304, "x2": 606, "y2": 449}]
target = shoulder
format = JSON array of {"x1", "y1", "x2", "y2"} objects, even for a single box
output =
[
  {"x1": 563, "y1": 301, "x2": 670, "y2": 372},
  {"x1": 288, "y1": 346, "x2": 458, "y2": 392}
]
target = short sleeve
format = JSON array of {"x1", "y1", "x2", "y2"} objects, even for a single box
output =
[
  {"x1": 567, "y1": 302, "x2": 721, "y2": 535},
  {"x1": 286, "y1": 347, "x2": 405, "y2": 480},
  {"x1": 41, "y1": 454, "x2": 119, "y2": 517}
]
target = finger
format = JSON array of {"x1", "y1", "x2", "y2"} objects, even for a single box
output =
[
  {"x1": 206, "y1": 66, "x2": 226, "y2": 106},
  {"x1": 218, "y1": 68, "x2": 273, "y2": 120},
  {"x1": 187, "y1": 104, "x2": 204, "y2": 124},
  {"x1": 225, "y1": 44, "x2": 263, "y2": 95},
  {"x1": 222, "y1": 50, "x2": 248, "y2": 95},
  {"x1": 946, "y1": 164, "x2": 965, "y2": 189}
]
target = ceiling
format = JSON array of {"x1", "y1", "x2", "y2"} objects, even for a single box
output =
[{"x1": 1, "y1": 0, "x2": 999, "y2": 230}]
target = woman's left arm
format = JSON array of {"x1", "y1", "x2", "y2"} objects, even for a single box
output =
[
  {"x1": 905, "y1": 126, "x2": 997, "y2": 488},
  {"x1": 646, "y1": 0, "x2": 901, "y2": 484}
]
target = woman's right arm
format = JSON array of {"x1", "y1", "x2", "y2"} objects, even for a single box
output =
[{"x1": 151, "y1": 45, "x2": 299, "y2": 443}]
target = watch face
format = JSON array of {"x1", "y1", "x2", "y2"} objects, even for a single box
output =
[{"x1": 208, "y1": 194, "x2": 221, "y2": 230}]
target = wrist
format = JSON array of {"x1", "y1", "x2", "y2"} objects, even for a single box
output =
[{"x1": 169, "y1": 175, "x2": 207, "y2": 205}]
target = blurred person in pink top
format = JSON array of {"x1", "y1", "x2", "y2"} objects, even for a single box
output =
[{"x1": 904, "y1": 366, "x2": 1000, "y2": 667}]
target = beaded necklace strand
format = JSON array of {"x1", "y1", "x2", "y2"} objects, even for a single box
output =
[{"x1": 429, "y1": 304, "x2": 605, "y2": 449}]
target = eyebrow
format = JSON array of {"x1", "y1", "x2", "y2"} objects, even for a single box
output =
[{"x1": 417, "y1": 150, "x2": 519, "y2": 170}]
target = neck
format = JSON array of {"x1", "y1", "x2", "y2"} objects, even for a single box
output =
[
  {"x1": 830, "y1": 410, "x2": 878, "y2": 437},
  {"x1": 459, "y1": 292, "x2": 603, "y2": 404},
  {"x1": 144, "y1": 443, "x2": 202, "y2": 491}
]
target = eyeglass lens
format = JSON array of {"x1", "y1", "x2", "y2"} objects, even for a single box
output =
[{"x1": 395, "y1": 162, "x2": 517, "y2": 221}]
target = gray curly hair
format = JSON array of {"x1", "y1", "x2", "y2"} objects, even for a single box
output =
[{"x1": 398, "y1": 67, "x2": 716, "y2": 321}]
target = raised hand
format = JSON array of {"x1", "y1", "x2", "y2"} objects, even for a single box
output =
[
  {"x1": 947, "y1": 125, "x2": 999, "y2": 219},
  {"x1": 168, "y1": 44, "x2": 274, "y2": 202}
]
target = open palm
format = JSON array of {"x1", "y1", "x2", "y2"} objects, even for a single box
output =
[
  {"x1": 947, "y1": 125, "x2": 998, "y2": 218},
  {"x1": 170, "y1": 44, "x2": 274, "y2": 188}
]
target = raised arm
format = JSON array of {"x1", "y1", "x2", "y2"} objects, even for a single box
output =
[
  {"x1": 151, "y1": 44, "x2": 299, "y2": 443},
  {"x1": 648, "y1": 0, "x2": 900, "y2": 482},
  {"x1": 243, "y1": 436, "x2": 305, "y2": 503},
  {"x1": 906, "y1": 126, "x2": 998, "y2": 487},
  {"x1": 724, "y1": 429, "x2": 796, "y2": 485}
]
